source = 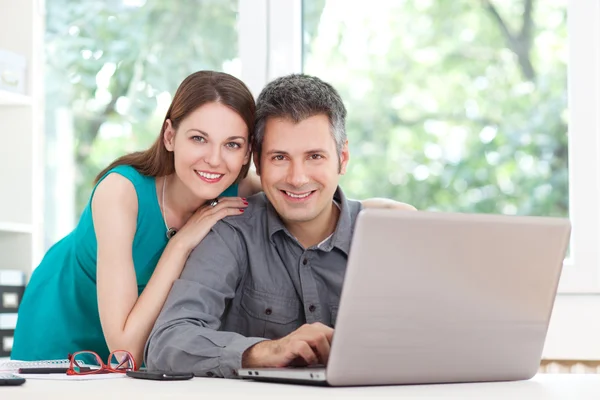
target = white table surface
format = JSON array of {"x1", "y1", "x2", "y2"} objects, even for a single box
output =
[{"x1": 2, "y1": 373, "x2": 600, "y2": 399}]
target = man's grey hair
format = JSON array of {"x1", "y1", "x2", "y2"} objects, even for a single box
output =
[{"x1": 253, "y1": 74, "x2": 347, "y2": 172}]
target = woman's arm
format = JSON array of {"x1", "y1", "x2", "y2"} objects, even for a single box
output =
[
  {"x1": 361, "y1": 198, "x2": 417, "y2": 211},
  {"x1": 93, "y1": 174, "x2": 192, "y2": 367},
  {"x1": 93, "y1": 174, "x2": 247, "y2": 367}
]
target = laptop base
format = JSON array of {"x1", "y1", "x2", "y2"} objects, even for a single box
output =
[{"x1": 238, "y1": 367, "x2": 328, "y2": 386}]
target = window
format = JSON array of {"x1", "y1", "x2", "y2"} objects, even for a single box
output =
[{"x1": 43, "y1": 0, "x2": 240, "y2": 246}]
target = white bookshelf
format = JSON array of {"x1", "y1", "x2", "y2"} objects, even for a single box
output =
[
  {"x1": 0, "y1": 223, "x2": 33, "y2": 234},
  {"x1": 0, "y1": 90, "x2": 32, "y2": 106},
  {"x1": 0, "y1": 0, "x2": 44, "y2": 279}
]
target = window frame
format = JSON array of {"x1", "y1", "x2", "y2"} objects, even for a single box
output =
[{"x1": 558, "y1": 0, "x2": 600, "y2": 294}]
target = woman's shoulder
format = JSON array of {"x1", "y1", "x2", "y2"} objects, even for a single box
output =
[
  {"x1": 98, "y1": 165, "x2": 149, "y2": 186},
  {"x1": 95, "y1": 165, "x2": 156, "y2": 197},
  {"x1": 90, "y1": 165, "x2": 158, "y2": 216}
]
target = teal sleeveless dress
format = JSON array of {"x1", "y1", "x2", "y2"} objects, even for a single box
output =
[{"x1": 11, "y1": 165, "x2": 237, "y2": 361}]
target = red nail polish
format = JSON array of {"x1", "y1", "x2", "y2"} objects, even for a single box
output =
[
  {"x1": 243, "y1": 201, "x2": 249, "y2": 205},
  {"x1": 239, "y1": 208, "x2": 245, "y2": 212},
  {"x1": 242, "y1": 198, "x2": 247, "y2": 201}
]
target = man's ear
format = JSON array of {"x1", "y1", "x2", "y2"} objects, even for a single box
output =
[
  {"x1": 163, "y1": 119, "x2": 176, "y2": 152},
  {"x1": 253, "y1": 151, "x2": 261, "y2": 175},
  {"x1": 339, "y1": 140, "x2": 350, "y2": 175}
]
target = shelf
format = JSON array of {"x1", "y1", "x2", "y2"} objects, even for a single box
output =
[
  {"x1": 0, "y1": 89, "x2": 31, "y2": 106},
  {"x1": 0, "y1": 222, "x2": 32, "y2": 233}
]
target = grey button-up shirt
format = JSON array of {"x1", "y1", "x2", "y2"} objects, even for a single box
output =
[{"x1": 144, "y1": 187, "x2": 362, "y2": 378}]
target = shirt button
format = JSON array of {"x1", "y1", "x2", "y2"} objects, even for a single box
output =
[
  {"x1": 206, "y1": 371, "x2": 214, "y2": 377},
  {"x1": 309, "y1": 304, "x2": 316, "y2": 312},
  {"x1": 302, "y1": 258, "x2": 308, "y2": 265},
  {"x1": 265, "y1": 308, "x2": 272, "y2": 315}
]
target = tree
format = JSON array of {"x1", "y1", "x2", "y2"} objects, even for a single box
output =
[{"x1": 304, "y1": 0, "x2": 568, "y2": 217}]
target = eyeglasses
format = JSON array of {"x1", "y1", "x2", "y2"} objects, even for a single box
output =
[{"x1": 67, "y1": 350, "x2": 136, "y2": 375}]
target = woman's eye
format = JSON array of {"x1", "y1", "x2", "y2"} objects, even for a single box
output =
[
  {"x1": 226, "y1": 142, "x2": 241, "y2": 149},
  {"x1": 192, "y1": 136, "x2": 207, "y2": 143}
]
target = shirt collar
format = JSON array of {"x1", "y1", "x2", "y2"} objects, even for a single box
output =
[{"x1": 266, "y1": 187, "x2": 353, "y2": 255}]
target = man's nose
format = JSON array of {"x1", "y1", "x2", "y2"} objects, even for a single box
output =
[{"x1": 286, "y1": 161, "x2": 310, "y2": 187}]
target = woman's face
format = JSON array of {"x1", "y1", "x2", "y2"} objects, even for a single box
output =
[{"x1": 164, "y1": 102, "x2": 250, "y2": 200}]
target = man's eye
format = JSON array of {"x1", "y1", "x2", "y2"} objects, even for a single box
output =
[
  {"x1": 310, "y1": 154, "x2": 323, "y2": 160},
  {"x1": 273, "y1": 155, "x2": 285, "y2": 161}
]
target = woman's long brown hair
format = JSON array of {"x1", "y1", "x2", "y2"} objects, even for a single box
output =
[{"x1": 94, "y1": 71, "x2": 256, "y2": 183}]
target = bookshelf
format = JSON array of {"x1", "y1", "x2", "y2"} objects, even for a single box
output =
[
  {"x1": 0, "y1": 0, "x2": 44, "y2": 278},
  {"x1": 0, "y1": 90, "x2": 32, "y2": 106}
]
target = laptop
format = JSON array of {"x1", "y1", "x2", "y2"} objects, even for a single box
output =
[{"x1": 237, "y1": 209, "x2": 571, "y2": 386}]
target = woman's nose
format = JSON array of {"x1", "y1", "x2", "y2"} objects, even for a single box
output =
[{"x1": 203, "y1": 145, "x2": 222, "y2": 167}]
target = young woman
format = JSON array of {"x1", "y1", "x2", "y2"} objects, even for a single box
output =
[{"x1": 12, "y1": 71, "x2": 258, "y2": 366}]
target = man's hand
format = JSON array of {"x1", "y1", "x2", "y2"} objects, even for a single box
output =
[{"x1": 242, "y1": 323, "x2": 334, "y2": 368}]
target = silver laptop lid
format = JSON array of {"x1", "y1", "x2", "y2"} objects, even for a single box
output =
[{"x1": 326, "y1": 210, "x2": 570, "y2": 386}]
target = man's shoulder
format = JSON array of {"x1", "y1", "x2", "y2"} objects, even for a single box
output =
[
  {"x1": 337, "y1": 188, "x2": 363, "y2": 226},
  {"x1": 188, "y1": 194, "x2": 270, "y2": 264},
  {"x1": 346, "y1": 197, "x2": 363, "y2": 217},
  {"x1": 217, "y1": 192, "x2": 269, "y2": 231}
]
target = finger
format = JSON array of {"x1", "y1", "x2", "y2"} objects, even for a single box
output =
[
  {"x1": 193, "y1": 198, "x2": 248, "y2": 219},
  {"x1": 309, "y1": 333, "x2": 331, "y2": 365},
  {"x1": 291, "y1": 341, "x2": 319, "y2": 366},
  {"x1": 211, "y1": 196, "x2": 248, "y2": 207},
  {"x1": 209, "y1": 206, "x2": 246, "y2": 223},
  {"x1": 203, "y1": 197, "x2": 249, "y2": 214},
  {"x1": 311, "y1": 322, "x2": 334, "y2": 343}
]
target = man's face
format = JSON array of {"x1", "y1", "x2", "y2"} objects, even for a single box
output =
[{"x1": 256, "y1": 114, "x2": 349, "y2": 224}]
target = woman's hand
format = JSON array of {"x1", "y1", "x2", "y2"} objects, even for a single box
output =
[{"x1": 171, "y1": 196, "x2": 249, "y2": 253}]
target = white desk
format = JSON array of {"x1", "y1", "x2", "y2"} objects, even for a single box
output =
[{"x1": 3, "y1": 374, "x2": 599, "y2": 399}]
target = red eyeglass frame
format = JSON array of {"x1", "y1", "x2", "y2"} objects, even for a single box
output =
[{"x1": 67, "y1": 350, "x2": 137, "y2": 375}]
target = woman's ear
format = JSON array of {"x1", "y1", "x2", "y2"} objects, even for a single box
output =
[{"x1": 163, "y1": 119, "x2": 176, "y2": 152}]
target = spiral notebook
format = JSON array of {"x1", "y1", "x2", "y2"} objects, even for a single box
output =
[{"x1": 0, "y1": 358, "x2": 72, "y2": 372}]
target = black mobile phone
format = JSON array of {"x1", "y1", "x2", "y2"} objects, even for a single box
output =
[
  {"x1": 126, "y1": 370, "x2": 194, "y2": 381},
  {"x1": 0, "y1": 373, "x2": 26, "y2": 386}
]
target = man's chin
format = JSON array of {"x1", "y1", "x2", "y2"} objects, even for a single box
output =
[{"x1": 278, "y1": 209, "x2": 318, "y2": 224}]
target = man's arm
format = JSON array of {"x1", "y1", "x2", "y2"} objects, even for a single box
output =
[
  {"x1": 144, "y1": 222, "x2": 266, "y2": 378},
  {"x1": 361, "y1": 198, "x2": 417, "y2": 211}
]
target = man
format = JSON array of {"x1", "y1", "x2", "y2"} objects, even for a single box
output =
[{"x1": 144, "y1": 74, "x2": 414, "y2": 378}]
